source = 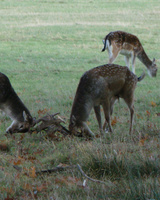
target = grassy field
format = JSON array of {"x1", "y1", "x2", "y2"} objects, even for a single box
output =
[{"x1": 0, "y1": 0, "x2": 160, "y2": 199}]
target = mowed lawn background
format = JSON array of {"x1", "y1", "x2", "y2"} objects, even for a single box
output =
[{"x1": 0, "y1": 0, "x2": 160, "y2": 199}]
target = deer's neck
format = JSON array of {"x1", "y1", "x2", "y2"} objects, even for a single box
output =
[
  {"x1": 3, "y1": 88, "x2": 31, "y2": 122},
  {"x1": 137, "y1": 49, "x2": 152, "y2": 68}
]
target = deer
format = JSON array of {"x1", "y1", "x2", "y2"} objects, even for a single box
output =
[
  {"x1": 0, "y1": 72, "x2": 34, "y2": 134},
  {"x1": 102, "y1": 31, "x2": 157, "y2": 77},
  {"x1": 69, "y1": 64, "x2": 145, "y2": 137}
]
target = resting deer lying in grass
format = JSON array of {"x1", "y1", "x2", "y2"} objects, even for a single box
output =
[
  {"x1": 69, "y1": 64, "x2": 145, "y2": 137},
  {"x1": 0, "y1": 72, "x2": 34, "y2": 134},
  {"x1": 102, "y1": 31, "x2": 157, "y2": 76}
]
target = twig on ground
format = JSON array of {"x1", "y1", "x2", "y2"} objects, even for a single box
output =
[
  {"x1": 13, "y1": 165, "x2": 22, "y2": 172},
  {"x1": 77, "y1": 164, "x2": 108, "y2": 185},
  {"x1": 13, "y1": 163, "x2": 113, "y2": 186},
  {"x1": 36, "y1": 165, "x2": 77, "y2": 175},
  {"x1": 31, "y1": 113, "x2": 83, "y2": 138},
  {"x1": 31, "y1": 113, "x2": 70, "y2": 136},
  {"x1": 13, "y1": 164, "x2": 77, "y2": 175}
]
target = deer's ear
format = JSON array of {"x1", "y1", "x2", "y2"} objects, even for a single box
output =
[
  {"x1": 23, "y1": 111, "x2": 33, "y2": 123},
  {"x1": 71, "y1": 115, "x2": 76, "y2": 126},
  {"x1": 23, "y1": 111, "x2": 27, "y2": 121},
  {"x1": 153, "y1": 58, "x2": 156, "y2": 64}
]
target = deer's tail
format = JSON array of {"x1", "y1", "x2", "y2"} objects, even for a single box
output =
[
  {"x1": 101, "y1": 39, "x2": 106, "y2": 52},
  {"x1": 101, "y1": 34, "x2": 111, "y2": 52}
]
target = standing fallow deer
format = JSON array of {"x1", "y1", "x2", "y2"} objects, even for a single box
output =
[
  {"x1": 0, "y1": 72, "x2": 34, "y2": 134},
  {"x1": 102, "y1": 31, "x2": 157, "y2": 76},
  {"x1": 69, "y1": 64, "x2": 145, "y2": 137}
]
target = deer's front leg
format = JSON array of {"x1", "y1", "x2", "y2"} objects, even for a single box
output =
[
  {"x1": 94, "y1": 105, "x2": 103, "y2": 135},
  {"x1": 131, "y1": 53, "x2": 136, "y2": 74},
  {"x1": 102, "y1": 101, "x2": 113, "y2": 133},
  {"x1": 124, "y1": 56, "x2": 130, "y2": 69}
]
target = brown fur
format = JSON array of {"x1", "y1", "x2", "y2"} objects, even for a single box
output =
[
  {"x1": 69, "y1": 64, "x2": 145, "y2": 137},
  {"x1": 0, "y1": 72, "x2": 33, "y2": 134},
  {"x1": 102, "y1": 31, "x2": 157, "y2": 77}
]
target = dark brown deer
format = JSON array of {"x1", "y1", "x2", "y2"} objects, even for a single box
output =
[
  {"x1": 102, "y1": 31, "x2": 157, "y2": 76},
  {"x1": 0, "y1": 72, "x2": 34, "y2": 134},
  {"x1": 69, "y1": 64, "x2": 145, "y2": 137}
]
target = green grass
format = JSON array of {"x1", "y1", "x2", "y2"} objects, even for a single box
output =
[{"x1": 0, "y1": 0, "x2": 160, "y2": 199}]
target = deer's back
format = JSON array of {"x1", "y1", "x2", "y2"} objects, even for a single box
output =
[
  {"x1": 0, "y1": 72, "x2": 13, "y2": 103},
  {"x1": 106, "y1": 31, "x2": 142, "y2": 52},
  {"x1": 74, "y1": 64, "x2": 137, "y2": 104}
]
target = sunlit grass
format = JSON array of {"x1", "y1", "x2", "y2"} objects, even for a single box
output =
[{"x1": 0, "y1": 0, "x2": 160, "y2": 199}]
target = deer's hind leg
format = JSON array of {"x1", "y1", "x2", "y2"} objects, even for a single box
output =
[
  {"x1": 103, "y1": 96, "x2": 118, "y2": 132},
  {"x1": 108, "y1": 42, "x2": 121, "y2": 64},
  {"x1": 102, "y1": 100, "x2": 113, "y2": 133},
  {"x1": 124, "y1": 56, "x2": 130, "y2": 69},
  {"x1": 123, "y1": 95, "x2": 134, "y2": 134},
  {"x1": 131, "y1": 53, "x2": 136, "y2": 74}
]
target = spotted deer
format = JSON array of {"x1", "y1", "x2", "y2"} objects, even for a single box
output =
[
  {"x1": 102, "y1": 31, "x2": 157, "y2": 76},
  {"x1": 69, "y1": 64, "x2": 145, "y2": 137},
  {"x1": 0, "y1": 72, "x2": 34, "y2": 134}
]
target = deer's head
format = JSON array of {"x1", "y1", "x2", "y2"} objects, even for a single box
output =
[
  {"x1": 69, "y1": 115, "x2": 77, "y2": 134},
  {"x1": 148, "y1": 58, "x2": 158, "y2": 77},
  {"x1": 69, "y1": 115, "x2": 83, "y2": 135},
  {"x1": 6, "y1": 111, "x2": 34, "y2": 134}
]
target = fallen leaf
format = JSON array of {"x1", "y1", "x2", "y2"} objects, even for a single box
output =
[
  {"x1": 150, "y1": 101, "x2": 157, "y2": 107},
  {"x1": 36, "y1": 183, "x2": 47, "y2": 192},
  {"x1": 147, "y1": 90, "x2": 152, "y2": 94},
  {"x1": 0, "y1": 143, "x2": 9, "y2": 151},
  {"x1": 13, "y1": 159, "x2": 22, "y2": 166},
  {"x1": 29, "y1": 166, "x2": 36, "y2": 178},
  {"x1": 33, "y1": 149, "x2": 44, "y2": 155},
  {"x1": 36, "y1": 100, "x2": 41, "y2": 103},
  {"x1": 139, "y1": 134, "x2": 148, "y2": 146},
  {"x1": 136, "y1": 114, "x2": 143, "y2": 119},
  {"x1": 139, "y1": 139, "x2": 145, "y2": 146},
  {"x1": 146, "y1": 110, "x2": 151, "y2": 116},
  {"x1": 23, "y1": 183, "x2": 33, "y2": 191},
  {"x1": 19, "y1": 133, "x2": 25, "y2": 141},
  {"x1": 37, "y1": 108, "x2": 51, "y2": 116},
  {"x1": 111, "y1": 116, "x2": 117, "y2": 126},
  {"x1": 17, "y1": 59, "x2": 22, "y2": 62}
]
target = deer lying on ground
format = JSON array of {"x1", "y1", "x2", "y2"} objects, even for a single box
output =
[
  {"x1": 102, "y1": 31, "x2": 157, "y2": 76},
  {"x1": 0, "y1": 72, "x2": 34, "y2": 134},
  {"x1": 69, "y1": 64, "x2": 145, "y2": 137}
]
